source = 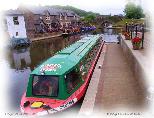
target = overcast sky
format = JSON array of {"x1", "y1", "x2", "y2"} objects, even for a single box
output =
[{"x1": 0, "y1": 0, "x2": 151, "y2": 15}]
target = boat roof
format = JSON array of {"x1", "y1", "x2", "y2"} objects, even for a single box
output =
[{"x1": 31, "y1": 35, "x2": 101, "y2": 76}]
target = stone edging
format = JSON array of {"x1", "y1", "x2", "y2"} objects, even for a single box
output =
[
  {"x1": 120, "y1": 34, "x2": 148, "y2": 93},
  {"x1": 78, "y1": 44, "x2": 107, "y2": 116}
]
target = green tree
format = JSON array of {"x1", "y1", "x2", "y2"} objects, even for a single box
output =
[
  {"x1": 84, "y1": 14, "x2": 96, "y2": 23},
  {"x1": 124, "y1": 2, "x2": 144, "y2": 19}
]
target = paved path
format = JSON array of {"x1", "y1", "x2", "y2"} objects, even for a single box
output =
[{"x1": 94, "y1": 43, "x2": 146, "y2": 111}]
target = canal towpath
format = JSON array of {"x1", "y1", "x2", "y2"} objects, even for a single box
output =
[
  {"x1": 94, "y1": 44, "x2": 146, "y2": 110},
  {"x1": 79, "y1": 42, "x2": 147, "y2": 117}
]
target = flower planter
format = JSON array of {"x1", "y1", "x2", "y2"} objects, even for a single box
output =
[
  {"x1": 125, "y1": 36, "x2": 130, "y2": 40},
  {"x1": 132, "y1": 36, "x2": 142, "y2": 50},
  {"x1": 124, "y1": 32, "x2": 130, "y2": 40},
  {"x1": 133, "y1": 45, "x2": 140, "y2": 50}
]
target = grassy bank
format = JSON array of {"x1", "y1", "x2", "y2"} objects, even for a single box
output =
[{"x1": 113, "y1": 18, "x2": 144, "y2": 27}]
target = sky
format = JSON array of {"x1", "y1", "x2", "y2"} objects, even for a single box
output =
[
  {"x1": 0, "y1": 0, "x2": 145, "y2": 15},
  {"x1": 0, "y1": 0, "x2": 152, "y2": 15}
]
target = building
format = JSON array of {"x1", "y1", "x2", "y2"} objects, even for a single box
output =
[
  {"x1": 5, "y1": 10, "x2": 27, "y2": 38},
  {"x1": 19, "y1": 6, "x2": 80, "y2": 36},
  {"x1": 5, "y1": 6, "x2": 80, "y2": 39}
]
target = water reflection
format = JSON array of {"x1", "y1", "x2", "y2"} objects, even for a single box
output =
[
  {"x1": 12, "y1": 47, "x2": 31, "y2": 70},
  {"x1": 103, "y1": 34, "x2": 119, "y2": 43},
  {"x1": 29, "y1": 35, "x2": 80, "y2": 70},
  {"x1": 102, "y1": 27, "x2": 121, "y2": 43},
  {"x1": 102, "y1": 25, "x2": 121, "y2": 35},
  {"x1": 7, "y1": 35, "x2": 81, "y2": 111}
]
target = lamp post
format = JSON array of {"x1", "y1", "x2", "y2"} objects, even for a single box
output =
[
  {"x1": 125, "y1": 22, "x2": 128, "y2": 32},
  {"x1": 130, "y1": 22, "x2": 133, "y2": 39},
  {"x1": 128, "y1": 24, "x2": 130, "y2": 33},
  {"x1": 141, "y1": 23, "x2": 144, "y2": 49},
  {"x1": 135, "y1": 24, "x2": 138, "y2": 37}
]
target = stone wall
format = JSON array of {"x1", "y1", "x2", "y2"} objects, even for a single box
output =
[{"x1": 120, "y1": 35, "x2": 148, "y2": 95}]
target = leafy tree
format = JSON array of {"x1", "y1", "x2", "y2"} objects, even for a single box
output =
[
  {"x1": 84, "y1": 14, "x2": 96, "y2": 22},
  {"x1": 124, "y1": 2, "x2": 144, "y2": 19}
]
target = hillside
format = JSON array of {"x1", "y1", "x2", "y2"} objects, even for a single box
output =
[{"x1": 51, "y1": 5, "x2": 100, "y2": 17}]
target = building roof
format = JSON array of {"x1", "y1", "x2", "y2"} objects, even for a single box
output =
[
  {"x1": 5, "y1": 9, "x2": 24, "y2": 16},
  {"x1": 66, "y1": 11, "x2": 74, "y2": 17},
  {"x1": 22, "y1": 6, "x2": 78, "y2": 17},
  {"x1": 31, "y1": 35, "x2": 100, "y2": 76},
  {"x1": 5, "y1": 6, "x2": 80, "y2": 19},
  {"x1": 47, "y1": 8, "x2": 61, "y2": 16},
  {"x1": 25, "y1": 6, "x2": 46, "y2": 15}
]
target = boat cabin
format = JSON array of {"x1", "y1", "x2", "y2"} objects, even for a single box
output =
[{"x1": 25, "y1": 35, "x2": 102, "y2": 100}]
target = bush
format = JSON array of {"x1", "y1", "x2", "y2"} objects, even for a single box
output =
[{"x1": 124, "y1": 2, "x2": 144, "y2": 19}]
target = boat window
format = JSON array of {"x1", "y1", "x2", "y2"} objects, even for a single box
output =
[
  {"x1": 32, "y1": 75, "x2": 59, "y2": 97},
  {"x1": 79, "y1": 61, "x2": 87, "y2": 81},
  {"x1": 65, "y1": 69, "x2": 81, "y2": 93}
]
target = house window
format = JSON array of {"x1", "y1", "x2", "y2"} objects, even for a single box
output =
[
  {"x1": 16, "y1": 32, "x2": 18, "y2": 36},
  {"x1": 46, "y1": 16, "x2": 50, "y2": 20},
  {"x1": 13, "y1": 16, "x2": 19, "y2": 25},
  {"x1": 47, "y1": 23, "x2": 51, "y2": 29},
  {"x1": 65, "y1": 15, "x2": 67, "y2": 20},
  {"x1": 60, "y1": 14, "x2": 62, "y2": 20}
]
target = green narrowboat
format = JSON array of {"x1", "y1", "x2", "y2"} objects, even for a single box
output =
[{"x1": 20, "y1": 35, "x2": 104, "y2": 115}]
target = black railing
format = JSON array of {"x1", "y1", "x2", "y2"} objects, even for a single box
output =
[{"x1": 125, "y1": 22, "x2": 145, "y2": 49}]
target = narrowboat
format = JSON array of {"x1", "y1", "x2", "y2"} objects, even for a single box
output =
[{"x1": 20, "y1": 35, "x2": 104, "y2": 116}]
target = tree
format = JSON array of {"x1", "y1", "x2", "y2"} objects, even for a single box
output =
[
  {"x1": 84, "y1": 14, "x2": 96, "y2": 23},
  {"x1": 124, "y1": 2, "x2": 144, "y2": 19}
]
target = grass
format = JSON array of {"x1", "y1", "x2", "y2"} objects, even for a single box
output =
[{"x1": 113, "y1": 18, "x2": 145, "y2": 27}]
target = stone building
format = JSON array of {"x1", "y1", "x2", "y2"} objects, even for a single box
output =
[
  {"x1": 5, "y1": 10, "x2": 27, "y2": 38},
  {"x1": 5, "y1": 6, "x2": 80, "y2": 39}
]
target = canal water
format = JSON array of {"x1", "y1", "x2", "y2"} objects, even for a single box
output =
[
  {"x1": 102, "y1": 26, "x2": 121, "y2": 43},
  {"x1": 5, "y1": 28, "x2": 121, "y2": 116},
  {"x1": 6, "y1": 35, "x2": 81, "y2": 112}
]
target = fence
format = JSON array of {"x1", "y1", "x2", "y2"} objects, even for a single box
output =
[{"x1": 125, "y1": 22, "x2": 145, "y2": 49}]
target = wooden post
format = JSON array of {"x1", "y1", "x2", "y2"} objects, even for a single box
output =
[
  {"x1": 135, "y1": 24, "x2": 138, "y2": 37},
  {"x1": 130, "y1": 23, "x2": 133, "y2": 39},
  {"x1": 141, "y1": 23, "x2": 144, "y2": 49},
  {"x1": 126, "y1": 22, "x2": 128, "y2": 32},
  {"x1": 128, "y1": 24, "x2": 130, "y2": 33}
]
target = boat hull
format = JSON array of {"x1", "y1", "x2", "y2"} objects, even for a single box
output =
[{"x1": 20, "y1": 40, "x2": 105, "y2": 116}]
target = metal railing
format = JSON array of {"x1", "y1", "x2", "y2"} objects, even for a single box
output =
[{"x1": 125, "y1": 22, "x2": 145, "y2": 49}]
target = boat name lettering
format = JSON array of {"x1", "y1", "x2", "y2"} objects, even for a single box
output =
[
  {"x1": 40, "y1": 64, "x2": 61, "y2": 72},
  {"x1": 57, "y1": 98, "x2": 77, "y2": 111},
  {"x1": 48, "y1": 108, "x2": 58, "y2": 114}
]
